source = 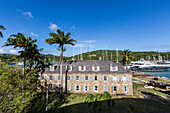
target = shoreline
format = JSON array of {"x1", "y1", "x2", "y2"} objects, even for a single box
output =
[{"x1": 132, "y1": 71, "x2": 170, "y2": 81}]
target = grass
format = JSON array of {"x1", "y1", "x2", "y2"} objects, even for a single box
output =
[{"x1": 27, "y1": 92, "x2": 170, "y2": 113}]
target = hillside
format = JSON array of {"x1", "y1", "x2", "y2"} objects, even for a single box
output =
[
  {"x1": 1, "y1": 50, "x2": 170, "y2": 63},
  {"x1": 67, "y1": 50, "x2": 170, "y2": 62}
]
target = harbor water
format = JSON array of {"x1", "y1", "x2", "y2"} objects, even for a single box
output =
[{"x1": 142, "y1": 71, "x2": 170, "y2": 79}]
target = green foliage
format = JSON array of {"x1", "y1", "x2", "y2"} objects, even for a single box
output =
[
  {"x1": 85, "y1": 94, "x2": 94, "y2": 103},
  {"x1": 100, "y1": 92, "x2": 111, "y2": 101},
  {"x1": 93, "y1": 94, "x2": 101, "y2": 101},
  {"x1": 0, "y1": 60, "x2": 37, "y2": 113},
  {"x1": 121, "y1": 49, "x2": 134, "y2": 65},
  {"x1": 0, "y1": 25, "x2": 6, "y2": 38}
]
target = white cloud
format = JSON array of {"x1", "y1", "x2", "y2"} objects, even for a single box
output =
[
  {"x1": 48, "y1": 23, "x2": 60, "y2": 31},
  {"x1": 0, "y1": 47, "x2": 20, "y2": 54},
  {"x1": 78, "y1": 40, "x2": 96, "y2": 43},
  {"x1": 66, "y1": 44, "x2": 95, "y2": 48},
  {"x1": 30, "y1": 32, "x2": 39, "y2": 37},
  {"x1": 23, "y1": 12, "x2": 33, "y2": 18},
  {"x1": 71, "y1": 26, "x2": 75, "y2": 30},
  {"x1": 9, "y1": 49, "x2": 18, "y2": 53}
]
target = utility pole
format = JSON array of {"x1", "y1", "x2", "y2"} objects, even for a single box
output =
[{"x1": 65, "y1": 65, "x2": 68, "y2": 94}]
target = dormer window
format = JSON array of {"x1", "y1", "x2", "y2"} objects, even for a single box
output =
[
  {"x1": 79, "y1": 66, "x2": 86, "y2": 71},
  {"x1": 66, "y1": 66, "x2": 72, "y2": 71},
  {"x1": 50, "y1": 66, "x2": 54, "y2": 71},
  {"x1": 110, "y1": 65, "x2": 118, "y2": 71},
  {"x1": 92, "y1": 66, "x2": 100, "y2": 71}
]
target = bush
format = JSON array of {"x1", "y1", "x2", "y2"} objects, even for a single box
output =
[
  {"x1": 85, "y1": 94, "x2": 94, "y2": 102},
  {"x1": 100, "y1": 92, "x2": 111, "y2": 101}
]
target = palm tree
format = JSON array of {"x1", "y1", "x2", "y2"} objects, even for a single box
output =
[
  {"x1": 0, "y1": 25, "x2": 6, "y2": 38},
  {"x1": 4, "y1": 33, "x2": 37, "y2": 75},
  {"x1": 121, "y1": 49, "x2": 134, "y2": 66},
  {"x1": 45, "y1": 29, "x2": 77, "y2": 95}
]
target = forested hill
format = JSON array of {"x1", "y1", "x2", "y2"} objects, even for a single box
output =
[
  {"x1": 1, "y1": 50, "x2": 170, "y2": 62},
  {"x1": 67, "y1": 50, "x2": 170, "y2": 62}
]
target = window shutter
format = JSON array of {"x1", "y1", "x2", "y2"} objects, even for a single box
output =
[
  {"x1": 87, "y1": 86, "x2": 89, "y2": 92},
  {"x1": 92, "y1": 76, "x2": 94, "y2": 81},
  {"x1": 52, "y1": 76, "x2": 54, "y2": 80},
  {"x1": 52, "y1": 66, "x2": 54, "y2": 71},
  {"x1": 127, "y1": 77, "x2": 129, "y2": 82},
  {"x1": 102, "y1": 76, "x2": 104, "y2": 81},
  {"x1": 74, "y1": 86, "x2": 76, "y2": 91},
  {"x1": 68, "y1": 85, "x2": 70, "y2": 91},
  {"x1": 104, "y1": 86, "x2": 108, "y2": 92},
  {"x1": 79, "y1": 86, "x2": 81, "y2": 91},
  {"x1": 112, "y1": 76, "x2": 113, "y2": 81},
  {"x1": 47, "y1": 76, "x2": 49, "y2": 81},
  {"x1": 83, "y1": 76, "x2": 85, "y2": 81},
  {"x1": 107, "y1": 76, "x2": 109, "y2": 81},
  {"x1": 121, "y1": 77, "x2": 123, "y2": 82},
  {"x1": 117, "y1": 76, "x2": 119, "y2": 82},
  {"x1": 97, "y1": 66, "x2": 100, "y2": 71},
  {"x1": 127, "y1": 86, "x2": 129, "y2": 93},
  {"x1": 70, "y1": 75, "x2": 72, "y2": 81},
  {"x1": 74, "y1": 76, "x2": 76, "y2": 81},
  {"x1": 112, "y1": 86, "x2": 114, "y2": 92},
  {"x1": 44, "y1": 76, "x2": 46, "y2": 80},
  {"x1": 79, "y1": 76, "x2": 81, "y2": 81},
  {"x1": 83, "y1": 86, "x2": 85, "y2": 92},
  {"x1": 98, "y1": 76, "x2": 100, "y2": 81},
  {"x1": 88, "y1": 76, "x2": 90, "y2": 81},
  {"x1": 93, "y1": 86, "x2": 94, "y2": 92},
  {"x1": 56, "y1": 76, "x2": 58, "y2": 80},
  {"x1": 123, "y1": 87, "x2": 125, "y2": 93}
]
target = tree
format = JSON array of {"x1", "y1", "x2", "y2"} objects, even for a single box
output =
[
  {"x1": 3, "y1": 33, "x2": 37, "y2": 75},
  {"x1": 0, "y1": 25, "x2": 6, "y2": 38},
  {"x1": 121, "y1": 49, "x2": 134, "y2": 66},
  {"x1": 100, "y1": 92, "x2": 111, "y2": 101},
  {"x1": 0, "y1": 60, "x2": 37, "y2": 113},
  {"x1": 45, "y1": 29, "x2": 77, "y2": 95}
]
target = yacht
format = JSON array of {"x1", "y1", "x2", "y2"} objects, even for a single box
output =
[{"x1": 130, "y1": 59, "x2": 170, "y2": 72}]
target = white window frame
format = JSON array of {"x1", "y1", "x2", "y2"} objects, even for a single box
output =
[
  {"x1": 110, "y1": 65, "x2": 118, "y2": 71},
  {"x1": 79, "y1": 66, "x2": 86, "y2": 71},
  {"x1": 92, "y1": 66, "x2": 100, "y2": 71},
  {"x1": 66, "y1": 66, "x2": 72, "y2": 71}
]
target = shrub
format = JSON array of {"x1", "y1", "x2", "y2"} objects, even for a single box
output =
[{"x1": 100, "y1": 92, "x2": 111, "y2": 101}]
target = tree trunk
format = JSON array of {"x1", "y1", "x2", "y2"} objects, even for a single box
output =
[
  {"x1": 65, "y1": 65, "x2": 68, "y2": 94},
  {"x1": 60, "y1": 48, "x2": 63, "y2": 96}
]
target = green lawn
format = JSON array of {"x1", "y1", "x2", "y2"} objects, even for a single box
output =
[{"x1": 27, "y1": 92, "x2": 170, "y2": 113}]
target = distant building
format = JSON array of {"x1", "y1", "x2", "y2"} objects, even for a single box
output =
[
  {"x1": 39, "y1": 60, "x2": 133, "y2": 95},
  {"x1": 89, "y1": 54, "x2": 97, "y2": 57}
]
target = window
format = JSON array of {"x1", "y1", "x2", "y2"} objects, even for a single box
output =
[
  {"x1": 66, "y1": 66, "x2": 72, "y2": 71},
  {"x1": 94, "y1": 86, "x2": 98, "y2": 91},
  {"x1": 76, "y1": 85, "x2": 79, "y2": 90},
  {"x1": 85, "y1": 76, "x2": 88, "y2": 80},
  {"x1": 112, "y1": 86, "x2": 117, "y2": 92},
  {"x1": 112, "y1": 76, "x2": 117, "y2": 81},
  {"x1": 58, "y1": 75, "x2": 60, "y2": 80},
  {"x1": 67, "y1": 76, "x2": 70, "y2": 80},
  {"x1": 49, "y1": 84, "x2": 53, "y2": 91},
  {"x1": 67, "y1": 85, "x2": 71, "y2": 91},
  {"x1": 85, "y1": 86, "x2": 88, "y2": 91},
  {"x1": 104, "y1": 76, "x2": 107, "y2": 81},
  {"x1": 124, "y1": 87, "x2": 127, "y2": 92},
  {"x1": 94, "y1": 76, "x2": 98, "y2": 80},
  {"x1": 79, "y1": 66, "x2": 86, "y2": 71},
  {"x1": 121, "y1": 76, "x2": 127, "y2": 82},
  {"x1": 41, "y1": 76, "x2": 45, "y2": 80},
  {"x1": 104, "y1": 86, "x2": 108, "y2": 92},
  {"x1": 50, "y1": 66, "x2": 54, "y2": 71},
  {"x1": 50, "y1": 76, "x2": 53, "y2": 80},
  {"x1": 92, "y1": 66, "x2": 100, "y2": 71},
  {"x1": 123, "y1": 86, "x2": 129, "y2": 93},
  {"x1": 110, "y1": 65, "x2": 118, "y2": 71},
  {"x1": 76, "y1": 76, "x2": 80, "y2": 80}
]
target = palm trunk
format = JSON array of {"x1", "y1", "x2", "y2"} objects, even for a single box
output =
[{"x1": 60, "y1": 47, "x2": 63, "y2": 96}]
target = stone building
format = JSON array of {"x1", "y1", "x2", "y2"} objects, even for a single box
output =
[{"x1": 39, "y1": 60, "x2": 133, "y2": 95}]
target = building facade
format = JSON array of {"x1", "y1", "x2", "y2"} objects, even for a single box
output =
[{"x1": 39, "y1": 60, "x2": 133, "y2": 95}]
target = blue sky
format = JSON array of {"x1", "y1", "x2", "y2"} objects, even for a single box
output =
[{"x1": 1, "y1": 0, "x2": 170, "y2": 56}]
